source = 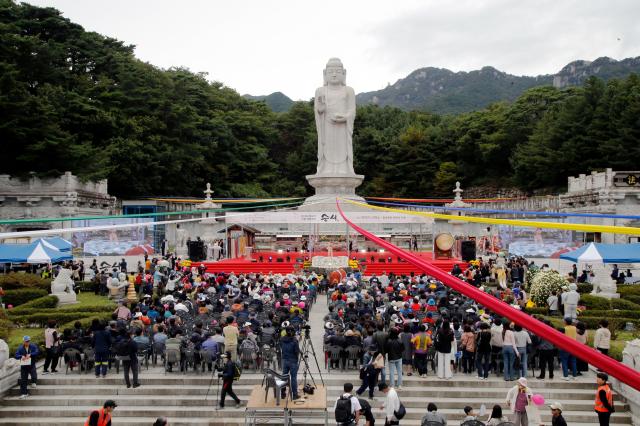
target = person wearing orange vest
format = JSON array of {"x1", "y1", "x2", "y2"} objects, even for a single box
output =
[
  {"x1": 85, "y1": 400, "x2": 117, "y2": 426},
  {"x1": 595, "y1": 372, "x2": 614, "y2": 426}
]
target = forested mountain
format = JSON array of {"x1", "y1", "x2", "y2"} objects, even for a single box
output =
[
  {"x1": 243, "y1": 92, "x2": 293, "y2": 112},
  {"x1": 356, "y1": 57, "x2": 640, "y2": 114},
  {"x1": 1, "y1": 1, "x2": 639, "y2": 199}
]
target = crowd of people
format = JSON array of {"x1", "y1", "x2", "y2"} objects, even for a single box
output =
[
  {"x1": 9, "y1": 250, "x2": 620, "y2": 426},
  {"x1": 322, "y1": 268, "x2": 610, "y2": 387},
  {"x1": 320, "y1": 257, "x2": 616, "y2": 426},
  {"x1": 18, "y1": 258, "x2": 321, "y2": 411}
]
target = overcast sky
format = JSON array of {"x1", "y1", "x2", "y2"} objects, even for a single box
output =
[{"x1": 27, "y1": 0, "x2": 640, "y2": 100}]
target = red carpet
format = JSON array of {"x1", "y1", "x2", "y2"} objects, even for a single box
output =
[{"x1": 194, "y1": 251, "x2": 466, "y2": 276}]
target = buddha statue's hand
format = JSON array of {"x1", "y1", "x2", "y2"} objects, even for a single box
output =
[{"x1": 331, "y1": 114, "x2": 346, "y2": 123}]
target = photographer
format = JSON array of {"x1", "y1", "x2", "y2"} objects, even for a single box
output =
[
  {"x1": 218, "y1": 351, "x2": 242, "y2": 409},
  {"x1": 280, "y1": 326, "x2": 301, "y2": 400}
]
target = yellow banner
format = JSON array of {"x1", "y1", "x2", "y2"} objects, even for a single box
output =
[{"x1": 343, "y1": 199, "x2": 640, "y2": 236}]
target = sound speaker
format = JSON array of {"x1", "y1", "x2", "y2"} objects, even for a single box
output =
[
  {"x1": 460, "y1": 240, "x2": 476, "y2": 262},
  {"x1": 187, "y1": 240, "x2": 205, "y2": 261}
]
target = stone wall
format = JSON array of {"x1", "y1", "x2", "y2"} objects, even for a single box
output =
[{"x1": 0, "y1": 172, "x2": 116, "y2": 237}]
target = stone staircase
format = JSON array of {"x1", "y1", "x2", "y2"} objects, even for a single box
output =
[{"x1": 0, "y1": 367, "x2": 631, "y2": 425}]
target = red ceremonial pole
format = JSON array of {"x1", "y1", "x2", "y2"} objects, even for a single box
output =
[{"x1": 336, "y1": 199, "x2": 640, "y2": 391}]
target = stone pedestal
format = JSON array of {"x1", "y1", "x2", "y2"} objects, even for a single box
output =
[{"x1": 304, "y1": 174, "x2": 365, "y2": 204}]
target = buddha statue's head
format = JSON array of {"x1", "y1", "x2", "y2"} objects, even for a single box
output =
[{"x1": 323, "y1": 58, "x2": 346, "y2": 86}]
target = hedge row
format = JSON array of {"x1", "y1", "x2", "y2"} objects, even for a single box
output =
[
  {"x1": 0, "y1": 319, "x2": 11, "y2": 340},
  {"x1": 75, "y1": 281, "x2": 96, "y2": 292},
  {"x1": 0, "y1": 273, "x2": 50, "y2": 291},
  {"x1": 576, "y1": 283, "x2": 594, "y2": 294},
  {"x1": 8, "y1": 296, "x2": 58, "y2": 315},
  {"x1": 10, "y1": 311, "x2": 112, "y2": 328},
  {"x1": 574, "y1": 317, "x2": 639, "y2": 330},
  {"x1": 59, "y1": 313, "x2": 113, "y2": 330},
  {"x1": 623, "y1": 295, "x2": 640, "y2": 305},
  {"x1": 9, "y1": 304, "x2": 114, "y2": 317},
  {"x1": 579, "y1": 295, "x2": 640, "y2": 310},
  {"x1": 617, "y1": 285, "x2": 640, "y2": 296},
  {"x1": 581, "y1": 310, "x2": 640, "y2": 319},
  {"x1": 2, "y1": 288, "x2": 49, "y2": 307}
]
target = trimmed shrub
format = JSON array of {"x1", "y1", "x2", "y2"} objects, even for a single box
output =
[
  {"x1": 8, "y1": 295, "x2": 59, "y2": 315},
  {"x1": 10, "y1": 311, "x2": 101, "y2": 327},
  {"x1": 611, "y1": 298, "x2": 640, "y2": 310},
  {"x1": 579, "y1": 310, "x2": 640, "y2": 319},
  {"x1": 577, "y1": 283, "x2": 593, "y2": 294},
  {"x1": 7, "y1": 305, "x2": 113, "y2": 317},
  {"x1": 617, "y1": 285, "x2": 640, "y2": 296},
  {"x1": 623, "y1": 295, "x2": 640, "y2": 305},
  {"x1": 0, "y1": 273, "x2": 50, "y2": 291},
  {"x1": 525, "y1": 307, "x2": 549, "y2": 315},
  {"x1": 575, "y1": 317, "x2": 639, "y2": 330},
  {"x1": 579, "y1": 294, "x2": 611, "y2": 310},
  {"x1": 2, "y1": 288, "x2": 48, "y2": 307},
  {"x1": 0, "y1": 319, "x2": 11, "y2": 340},
  {"x1": 75, "y1": 281, "x2": 97, "y2": 292},
  {"x1": 59, "y1": 313, "x2": 113, "y2": 330}
]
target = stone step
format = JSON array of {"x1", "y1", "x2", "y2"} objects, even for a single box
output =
[
  {"x1": 0, "y1": 384, "x2": 620, "y2": 405},
  {"x1": 2, "y1": 394, "x2": 626, "y2": 412},
  {"x1": 31, "y1": 374, "x2": 602, "y2": 389},
  {"x1": 0, "y1": 406, "x2": 629, "y2": 424},
  {"x1": 0, "y1": 420, "x2": 624, "y2": 426}
]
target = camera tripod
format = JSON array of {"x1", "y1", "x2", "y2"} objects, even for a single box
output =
[{"x1": 298, "y1": 327, "x2": 324, "y2": 389}]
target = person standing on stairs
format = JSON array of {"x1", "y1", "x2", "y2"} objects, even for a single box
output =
[
  {"x1": 218, "y1": 351, "x2": 243, "y2": 409},
  {"x1": 595, "y1": 372, "x2": 614, "y2": 426},
  {"x1": 15, "y1": 335, "x2": 39, "y2": 399}
]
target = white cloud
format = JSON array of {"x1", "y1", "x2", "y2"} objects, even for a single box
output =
[{"x1": 24, "y1": 0, "x2": 640, "y2": 100}]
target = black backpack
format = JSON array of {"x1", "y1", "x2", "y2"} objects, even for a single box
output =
[
  {"x1": 114, "y1": 339, "x2": 129, "y2": 357},
  {"x1": 335, "y1": 395, "x2": 353, "y2": 424}
]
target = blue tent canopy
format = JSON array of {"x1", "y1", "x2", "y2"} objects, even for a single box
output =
[
  {"x1": 33, "y1": 237, "x2": 72, "y2": 252},
  {"x1": 0, "y1": 240, "x2": 72, "y2": 264},
  {"x1": 559, "y1": 242, "x2": 640, "y2": 264},
  {"x1": 0, "y1": 243, "x2": 34, "y2": 263}
]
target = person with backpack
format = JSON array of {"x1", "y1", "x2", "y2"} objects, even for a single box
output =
[
  {"x1": 378, "y1": 382, "x2": 403, "y2": 426},
  {"x1": 334, "y1": 382, "x2": 361, "y2": 426},
  {"x1": 115, "y1": 330, "x2": 140, "y2": 388},
  {"x1": 218, "y1": 351, "x2": 243, "y2": 409}
]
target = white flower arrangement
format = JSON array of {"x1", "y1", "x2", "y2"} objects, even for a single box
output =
[
  {"x1": 525, "y1": 265, "x2": 540, "y2": 290},
  {"x1": 529, "y1": 270, "x2": 569, "y2": 306}
]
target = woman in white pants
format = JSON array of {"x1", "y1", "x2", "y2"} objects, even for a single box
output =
[{"x1": 435, "y1": 320, "x2": 455, "y2": 379}]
